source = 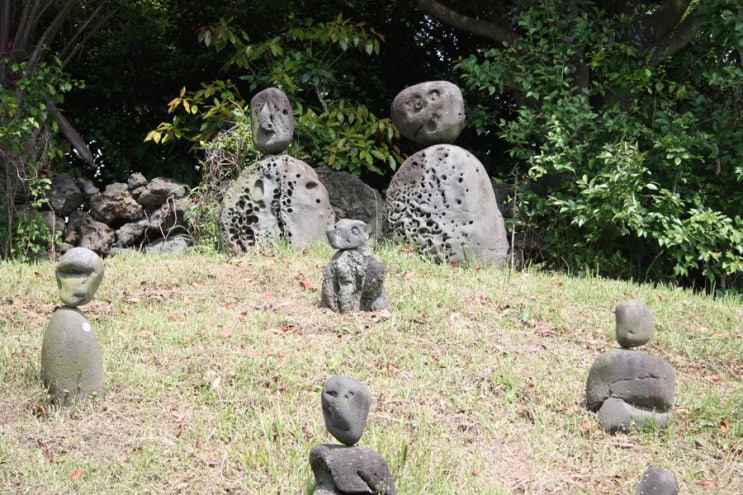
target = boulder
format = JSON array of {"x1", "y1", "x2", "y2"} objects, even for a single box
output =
[
  {"x1": 386, "y1": 144, "x2": 509, "y2": 267},
  {"x1": 635, "y1": 467, "x2": 679, "y2": 495},
  {"x1": 315, "y1": 167, "x2": 386, "y2": 244},
  {"x1": 64, "y1": 210, "x2": 115, "y2": 256},
  {"x1": 135, "y1": 177, "x2": 187, "y2": 210},
  {"x1": 89, "y1": 183, "x2": 144, "y2": 226},
  {"x1": 219, "y1": 155, "x2": 334, "y2": 253},
  {"x1": 47, "y1": 173, "x2": 84, "y2": 216},
  {"x1": 309, "y1": 444, "x2": 396, "y2": 495}
]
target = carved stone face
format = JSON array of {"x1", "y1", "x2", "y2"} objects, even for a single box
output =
[
  {"x1": 250, "y1": 87, "x2": 295, "y2": 154},
  {"x1": 321, "y1": 376, "x2": 371, "y2": 445},
  {"x1": 56, "y1": 247, "x2": 104, "y2": 307},
  {"x1": 326, "y1": 219, "x2": 369, "y2": 250},
  {"x1": 390, "y1": 81, "x2": 465, "y2": 145}
]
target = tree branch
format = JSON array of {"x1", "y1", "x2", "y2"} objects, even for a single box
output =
[
  {"x1": 415, "y1": 0, "x2": 520, "y2": 47},
  {"x1": 649, "y1": 13, "x2": 703, "y2": 67}
]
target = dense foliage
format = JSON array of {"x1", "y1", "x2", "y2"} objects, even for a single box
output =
[
  {"x1": 3, "y1": 0, "x2": 742, "y2": 292},
  {"x1": 453, "y1": 0, "x2": 743, "y2": 291}
]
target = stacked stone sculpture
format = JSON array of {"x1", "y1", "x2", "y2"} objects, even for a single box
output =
[
  {"x1": 634, "y1": 467, "x2": 679, "y2": 495},
  {"x1": 310, "y1": 376, "x2": 396, "y2": 495},
  {"x1": 41, "y1": 247, "x2": 105, "y2": 405},
  {"x1": 219, "y1": 87, "x2": 335, "y2": 253},
  {"x1": 386, "y1": 81, "x2": 509, "y2": 267},
  {"x1": 586, "y1": 300, "x2": 675, "y2": 433},
  {"x1": 321, "y1": 219, "x2": 390, "y2": 313}
]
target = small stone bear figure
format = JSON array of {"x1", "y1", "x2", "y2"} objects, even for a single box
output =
[
  {"x1": 585, "y1": 300, "x2": 675, "y2": 433},
  {"x1": 41, "y1": 247, "x2": 105, "y2": 405},
  {"x1": 634, "y1": 466, "x2": 679, "y2": 495},
  {"x1": 310, "y1": 376, "x2": 396, "y2": 495},
  {"x1": 321, "y1": 219, "x2": 390, "y2": 313}
]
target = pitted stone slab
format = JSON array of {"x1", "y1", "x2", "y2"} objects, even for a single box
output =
[
  {"x1": 386, "y1": 144, "x2": 509, "y2": 266},
  {"x1": 219, "y1": 155, "x2": 334, "y2": 252}
]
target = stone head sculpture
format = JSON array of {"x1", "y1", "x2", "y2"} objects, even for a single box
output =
[
  {"x1": 250, "y1": 87, "x2": 295, "y2": 154},
  {"x1": 390, "y1": 80, "x2": 465, "y2": 145},
  {"x1": 615, "y1": 299, "x2": 655, "y2": 348},
  {"x1": 326, "y1": 219, "x2": 369, "y2": 250},
  {"x1": 321, "y1": 376, "x2": 371, "y2": 445},
  {"x1": 56, "y1": 247, "x2": 104, "y2": 307}
]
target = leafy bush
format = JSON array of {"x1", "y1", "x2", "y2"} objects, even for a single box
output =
[
  {"x1": 148, "y1": 14, "x2": 400, "y2": 177},
  {"x1": 1, "y1": 56, "x2": 70, "y2": 260},
  {"x1": 455, "y1": 0, "x2": 743, "y2": 292}
]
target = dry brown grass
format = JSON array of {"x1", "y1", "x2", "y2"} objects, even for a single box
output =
[{"x1": 0, "y1": 244, "x2": 740, "y2": 494}]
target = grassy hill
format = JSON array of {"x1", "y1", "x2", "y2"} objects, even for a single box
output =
[{"x1": 1, "y1": 244, "x2": 740, "y2": 494}]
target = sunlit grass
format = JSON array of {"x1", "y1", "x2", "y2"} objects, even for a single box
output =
[{"x1": 0, "y1": 244, "x2": 740, "y2": 494}]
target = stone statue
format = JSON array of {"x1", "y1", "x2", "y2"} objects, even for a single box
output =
[
  {"x1": 220, "y1": 87, "x2": 335, "y2": 253},
  {"x1": 585, "y1": 300, "x2": 675, "y2": 433},
  {"x1": 321, "y1": 219, "x2": 390, "y2": 313},
  {"x1": 386, "y1": 81, "x2": 509, "y2": 267},
  {"x1": 310, "y1": 376, "x2": 396, "y2": 495},
  {"x1": 250, "y1": 87, "x2": 295, "y2": 154},
  {"x1": 41, "y1": 247, "x2": 105, "y2": 405}
]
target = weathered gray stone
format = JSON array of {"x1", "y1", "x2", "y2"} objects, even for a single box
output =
[
  {"x1": 145, "y1": 236, "x2": 190, "y2": 255},
  {"x1": 135, "y1": 177, "x2": 187, "y2": 210},
  {"x1": 64, "y1": 210, "x2": 115, "y2": 256},
  {"x1": 309, "y1": 444, "x2": 396, "y2": 495},
  {"x1": 586, "y1": 348, "x2": 675, "y2": 412},
  {"x1": 40, "y1": 211, "x2": 65, "y2": 238},
  {"x1": 390, "y1": 80, "x2": 465, "y2": 145},
  {"x1": 598, "y1": 397, "x2": 672, "y2": 433},
  {"x1": 219, "y1": 155, "x2": 335, "y2": 252},
  {"x1": 75, "y1": 177, "x2": 100, "y2": 198},
  {"x1": 89, "y1": 183, "x2": 144, "y2": 225},
  {"x1": 321, "y1": 376, "x2": 371, "y2": 445},
  {"x1": 114, "y1": 221, "x2": 148, "y2": 248},
  {"x1": 315, "y1": 167, "x2": 386, "y2": 244},
  {"x1": 41, "y1": 248, "x2": 105, "y2": 405},
  {"x1": 615, "y1": 300, "x2": 655, "y2": 348},
  {"x1": 386, "y1": 144, "x2": 509, "y2": 267},
  {"x1": 327, "y1": 219, "x2": 369, "y2": 250},
  {"x1": 635, "y1": 467, "x2": 679, "y2": 495},
  {"x1": 321, "y1": 221, "x2": 390, "y2": 313},
  {"x1": 56, "y1": 247, "x2": 104, "y2": 307},
  {"x1": 41, "y1": 307, "x2": 105, "y2": 405},
  {"x1": 127, "y1": 172, "x2": 148, "y2": 190},
  {"x1": 250, "y1": 87, "x2": 294, "y2": 154},
  {"x1": 47, "y1": 173, "x2": 84, "y2": 216}
]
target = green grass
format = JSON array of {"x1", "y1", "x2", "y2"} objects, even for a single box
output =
[{"x1": 0, "y1": 243, "x2": 740, "y2": 494}]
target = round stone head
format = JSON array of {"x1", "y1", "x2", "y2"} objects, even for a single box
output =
[
  {"x1": 250, "y1": 87, "x2": 295, "y2": 154},
  {"x1": 391, "y1": 81, "x2": 465, "y2": 145},
  {"x1": 615, "y1": 300, "x2": 655, "y2": 348},
  {"x1": 326, "y1": 219, "x2": 369, "y2": 250},
  {"x1": 321, "y1": 376, "x2": 371, "y2": 445},
  {"x1": 56, "y1": 247, "x2": 104, "y2": 307}
]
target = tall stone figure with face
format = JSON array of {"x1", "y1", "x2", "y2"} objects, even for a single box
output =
[
  {"x1": 220, "y1": 88, "x2": 335, "y2": 253},
  {"x1": 387, "y1": 81, "x2": 509, "y2": 267},
  {"x1": 41, "y1": 247, "x2": 105, "y2": 405}
]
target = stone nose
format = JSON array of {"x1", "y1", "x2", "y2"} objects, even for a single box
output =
[{"x1": 258, "y1": 104, "x2": 274, "y2": 130}]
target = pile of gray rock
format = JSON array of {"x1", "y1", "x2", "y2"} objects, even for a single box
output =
[
  {"x1": 310, "y1": 376, "x2": 396, "y2": 495},
  {"x1": 45, "y1": 172, "x2": 191, "y2": 256},
  {"x1": 586, "y1": 300, "x2": 676, "y2": 433}
]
